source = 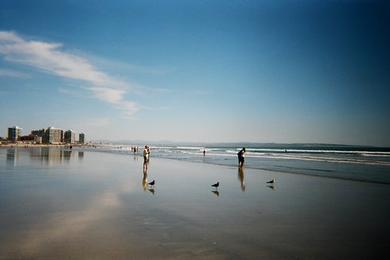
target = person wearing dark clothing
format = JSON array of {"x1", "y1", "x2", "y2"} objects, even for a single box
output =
[{"x1": 237, "y1": 147, "x2": 246, "y2": 167}]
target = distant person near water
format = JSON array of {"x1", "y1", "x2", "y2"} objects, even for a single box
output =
[{"x1": 237, "y1": 147, "x2": 246, "y2": 167}]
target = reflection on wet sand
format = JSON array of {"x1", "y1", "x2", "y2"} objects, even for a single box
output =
[
  {"x1": 267, "y1": 185, "x2": 275, "y2": 190},
  {"x1": 238, "y1": 166, "x2": 246, "y2": 191},
  {"x1": 211, "y1": 190, "x2": 220, "y2": 197},
  {"x1": 12, "y1": 190, "x2": 123, "y2": 258},
  {"x1": 4, "y1": 147, "x2": 84, "y2": 167},
  {"x1": 63, "y1": 150, "x2": 72, "y2": 161},
  {"x1": 78, "y1": 151, "x2": 84, "y2": 160},
  {"x1": 1, "y1": 148, "x2": 389, "y2": 259},
  {"x1": 40, "y1": 148, "x2": 64, "y2": 165},
  {"x1": 6, "y1": 148, "x2": 19, "y2": 167},
  {"x1": 148, "y1": 188, "x2": 155, "y2": 195},
  {"x1": 142, "y1": 160, "x2": 149, "y2": 191}
]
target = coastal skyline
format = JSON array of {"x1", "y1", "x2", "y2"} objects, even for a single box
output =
[{"x1": 1, "y1": 1, "x2": 389, "y2": 146}]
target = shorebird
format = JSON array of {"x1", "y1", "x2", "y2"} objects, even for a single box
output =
[
  {"x1": 148, "y1": 180, "x2": 155, "y2": 186},
  {"x1": 211, "y1": 181, "x2": 219, "y2": 188},
  {"x1": 266, "y1": 179, "x2": 275, "y2": 184}
]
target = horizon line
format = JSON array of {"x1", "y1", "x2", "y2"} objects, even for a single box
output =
[{"x1": 88, "y1": 140, "x2": 390, "y2": 149}]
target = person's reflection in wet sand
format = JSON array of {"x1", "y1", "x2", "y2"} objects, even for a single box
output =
[
  {"x1": 211, "y1": 190, "x2": 220, "y2": 197},
  {"x1": 142, "y1": 160, "x2": 149, "y2": 191},
  {"x1": 238, "y1": 166, "x2": 246, "y2": 191}
]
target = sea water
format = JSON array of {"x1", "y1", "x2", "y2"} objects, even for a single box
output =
[{"x1": 93, "y1": 143, "x2": 390, "y2": 184}]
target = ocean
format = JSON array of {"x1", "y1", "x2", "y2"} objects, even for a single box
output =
[{"x1": 89, "y1": 143, "x2": 390, "y2": 184}]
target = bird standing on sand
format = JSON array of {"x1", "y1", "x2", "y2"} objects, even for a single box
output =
[
  {"x1": 211, "y1": 182, "x2": 219, "y2": 189},
  {"x1": 148, "y1": 180, "x2": 155, "y2": 186},
  {"x1": 266, "y1": 179, "x2": 275, "y2": 184}
]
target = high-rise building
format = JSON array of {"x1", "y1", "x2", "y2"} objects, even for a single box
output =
[
  {"x1": 8, "y1": 126, "x2": 22, "y2": 142},
  {"x1": 43, "y1": 127, "x2": 62, "y2": 144},
  {"x1": 31, "y1": 129, "x2": 45, "y2": 144},
  {"x1": 79, "y1": 133, "x2": 85, "y2": 144},
  {"x1": 64, "y1": 130, "x2": 76, "y2": 144},
  {"x1": 31, "y1": 129, "x2": 45, "y2": 137}
]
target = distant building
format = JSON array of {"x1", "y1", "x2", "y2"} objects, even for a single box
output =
[
  {"x1": 79, "y1": 133, "x2": 85, "y2": 144},
  {"x1": 20, "y1": 135, "x2": 35, "y2": 142},
  {"x1": 31, "y1": 129, "x2": 45, "y2": 137},
  {"x1": 31, "y1": 129, "x2": 45, "y2": 144},
  {"x1": 8, "y1": 126, "x2": 22, "y2": 142},
  {"x1": 34, "y1": 135, "x2": 42, "y2": 144},
  {"x1": 43, "y1": 127, "x2": 62, "y2": 144},
  {"x1": 64, "y1": 130, "x2": 76, "y2": 144}
]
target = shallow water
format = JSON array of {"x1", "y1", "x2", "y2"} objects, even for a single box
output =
[
  {"x1": 93, "y1": 144, "x2": 390, "y2": 184},
  {"x1": 0, "y1": 147, "x2": 389, "y2": 259}
]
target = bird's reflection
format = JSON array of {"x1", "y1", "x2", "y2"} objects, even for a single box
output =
[
  {"x1": 267, "y1": 184, "x2": 275, "y2": 190},
  {"x1": 211, "y1": 190, "x2": 220, "y2": 197},
  {"x1": 238, "y1": 166, "x2": 246, "y2": 191},
  {"x1": 148, "y1": 188, "x2": 155, "y2": 195},
  {"x1": 142, "y1": 160, "x2": 149, "y2": 191}
]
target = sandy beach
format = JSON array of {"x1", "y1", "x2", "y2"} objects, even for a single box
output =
[{"x1": 0, "y1": 147, "x2": 389, "y2": 259}]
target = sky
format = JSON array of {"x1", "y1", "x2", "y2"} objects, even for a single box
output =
[{"x1": 0, "y1": 0, "x2": 389, "y2": 146}]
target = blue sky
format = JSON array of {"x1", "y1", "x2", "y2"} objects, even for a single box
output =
[{"x1": 0, "y1": 0, "x2": 389, "y2": 145}]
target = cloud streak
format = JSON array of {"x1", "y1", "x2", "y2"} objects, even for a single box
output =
[
  {"x1": 0, "y1": 31, "x2": 138, "y2": 116},
  {"x1": 0, "y1": 68, "x2": 30, "y2": 78}
]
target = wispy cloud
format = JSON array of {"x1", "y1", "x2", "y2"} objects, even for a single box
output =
[
  {"x1": 0, "y1": 68, "x2": 30, "y2": 78},
  {"x1": 58, "y1": 86, "x2": 86, "y2": 98},
  {"x1": 0, "y1": 31, "x2": 139, "y2": 116},
  {"x1": 88, "y1": 54, "x2": 176, "y2": 76}
]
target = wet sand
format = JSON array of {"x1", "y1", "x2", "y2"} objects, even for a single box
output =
[{"x1": 0, "y1": 147, "x2": 389, "y2": 259}]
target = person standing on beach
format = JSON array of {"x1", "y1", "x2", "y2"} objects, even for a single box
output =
[
  {"x1": 237, "y1": 147, "x2": 246, "y2": 167},
  {"x1": 143, "y1": 145, "x2": 150, "y2": 162}
]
